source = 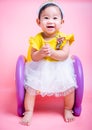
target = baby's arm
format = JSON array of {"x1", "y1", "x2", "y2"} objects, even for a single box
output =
[
  {"x1": 50, "y1": 42, "x2": 70, "y2": 61},
  {"x1": 31, "y1": 42, "x2": 70, "y2": 61}
]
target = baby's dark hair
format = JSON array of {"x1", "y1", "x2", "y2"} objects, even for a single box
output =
[{"x1": 38, "y1": 3, "x2": 63, "y2": 20}]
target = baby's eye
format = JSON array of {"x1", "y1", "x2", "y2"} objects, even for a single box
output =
[
  {"x1": 53, "y1": 17, "x2": 58, "y2": 20},
  {"x1": 44, "y1": 16, "x2": 49, "y2": 19}
]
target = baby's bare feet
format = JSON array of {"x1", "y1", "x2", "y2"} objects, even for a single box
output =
[
  {"x1": 20, "y1": 111, "x2": 33, "y2": 126},
  {"x1": 64, "y1": 109, "x2": 75, "y2": 122}
]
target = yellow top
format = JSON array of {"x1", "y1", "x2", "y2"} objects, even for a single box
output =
[{"x1": 26, "y1": 31, "x2": 74, "y2": 62}]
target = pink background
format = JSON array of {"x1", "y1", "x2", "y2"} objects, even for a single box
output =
[{"x1": 0, "y1": 0, "x2": 92, "y2": 130}]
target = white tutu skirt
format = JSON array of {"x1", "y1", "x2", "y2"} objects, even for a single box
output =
[{"x1": 24, "y1": 57, "x2": 77, "y2": 97}]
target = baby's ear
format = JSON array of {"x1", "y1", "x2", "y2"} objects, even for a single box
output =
[
  {"x1": 61, "y1": 19, "x2": 64, "y2": 24},
  {"x1": 36, "y1": 18, "x2": 40, "y2": 26}
]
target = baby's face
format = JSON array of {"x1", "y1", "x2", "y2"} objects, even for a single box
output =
[{"x1": 38, "y1": 6, "x2": 63, "y2": 37}]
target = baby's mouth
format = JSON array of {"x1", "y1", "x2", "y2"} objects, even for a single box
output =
[{"x1": 47, "y1": 26, "x2": 54, "y2": 28}]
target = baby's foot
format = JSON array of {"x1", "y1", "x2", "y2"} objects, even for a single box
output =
[
  {"x1": 64, "y1": 109, "x2": 75, "y2": 122},
  {"x1": 20, "y1": 111, "x2": 33, "y2": 126}
]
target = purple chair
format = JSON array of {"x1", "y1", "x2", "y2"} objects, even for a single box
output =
[{"x1": 15, "y1": 55, "x2": 84, "y2": 117}]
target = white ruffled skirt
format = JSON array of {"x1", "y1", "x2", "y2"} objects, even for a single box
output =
[{"x1": 24, "y1": 57, "x2": 77, "y2": 97}]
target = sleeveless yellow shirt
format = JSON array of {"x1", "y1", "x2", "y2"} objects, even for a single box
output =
[{"x1": 26, "y1": 32, "x2": 74, "y2": 62}]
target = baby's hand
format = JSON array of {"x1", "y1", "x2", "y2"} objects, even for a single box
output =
[
  {"x1": 40, "y1": 44, "x2": 53, "y2": 57},
  {"x1": 44, "y1": 44, "x2": 53, "y2": 56}
]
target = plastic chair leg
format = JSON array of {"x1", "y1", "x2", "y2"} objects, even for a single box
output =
[
  {"x1": 72, "y1": 55, "x2": 84, "y2": 116},
  {"x1": 15, "y1": 55, "x2": 25, "y2": 116}
]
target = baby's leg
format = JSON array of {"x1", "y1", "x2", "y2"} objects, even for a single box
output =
[
  {"x1": 20, "y1": 91, "x2": 35, "y2": 126},
  {"x1": 64, "y1": 90, "x2": 75, "y2": 122}
]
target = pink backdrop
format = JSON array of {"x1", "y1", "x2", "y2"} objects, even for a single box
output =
[
  {"x1": 0, "y1": 0, "x2": 92, "y2": 130},
  {"x1": 0, "y1": 0, "x2": 92, "y2": 91}
]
